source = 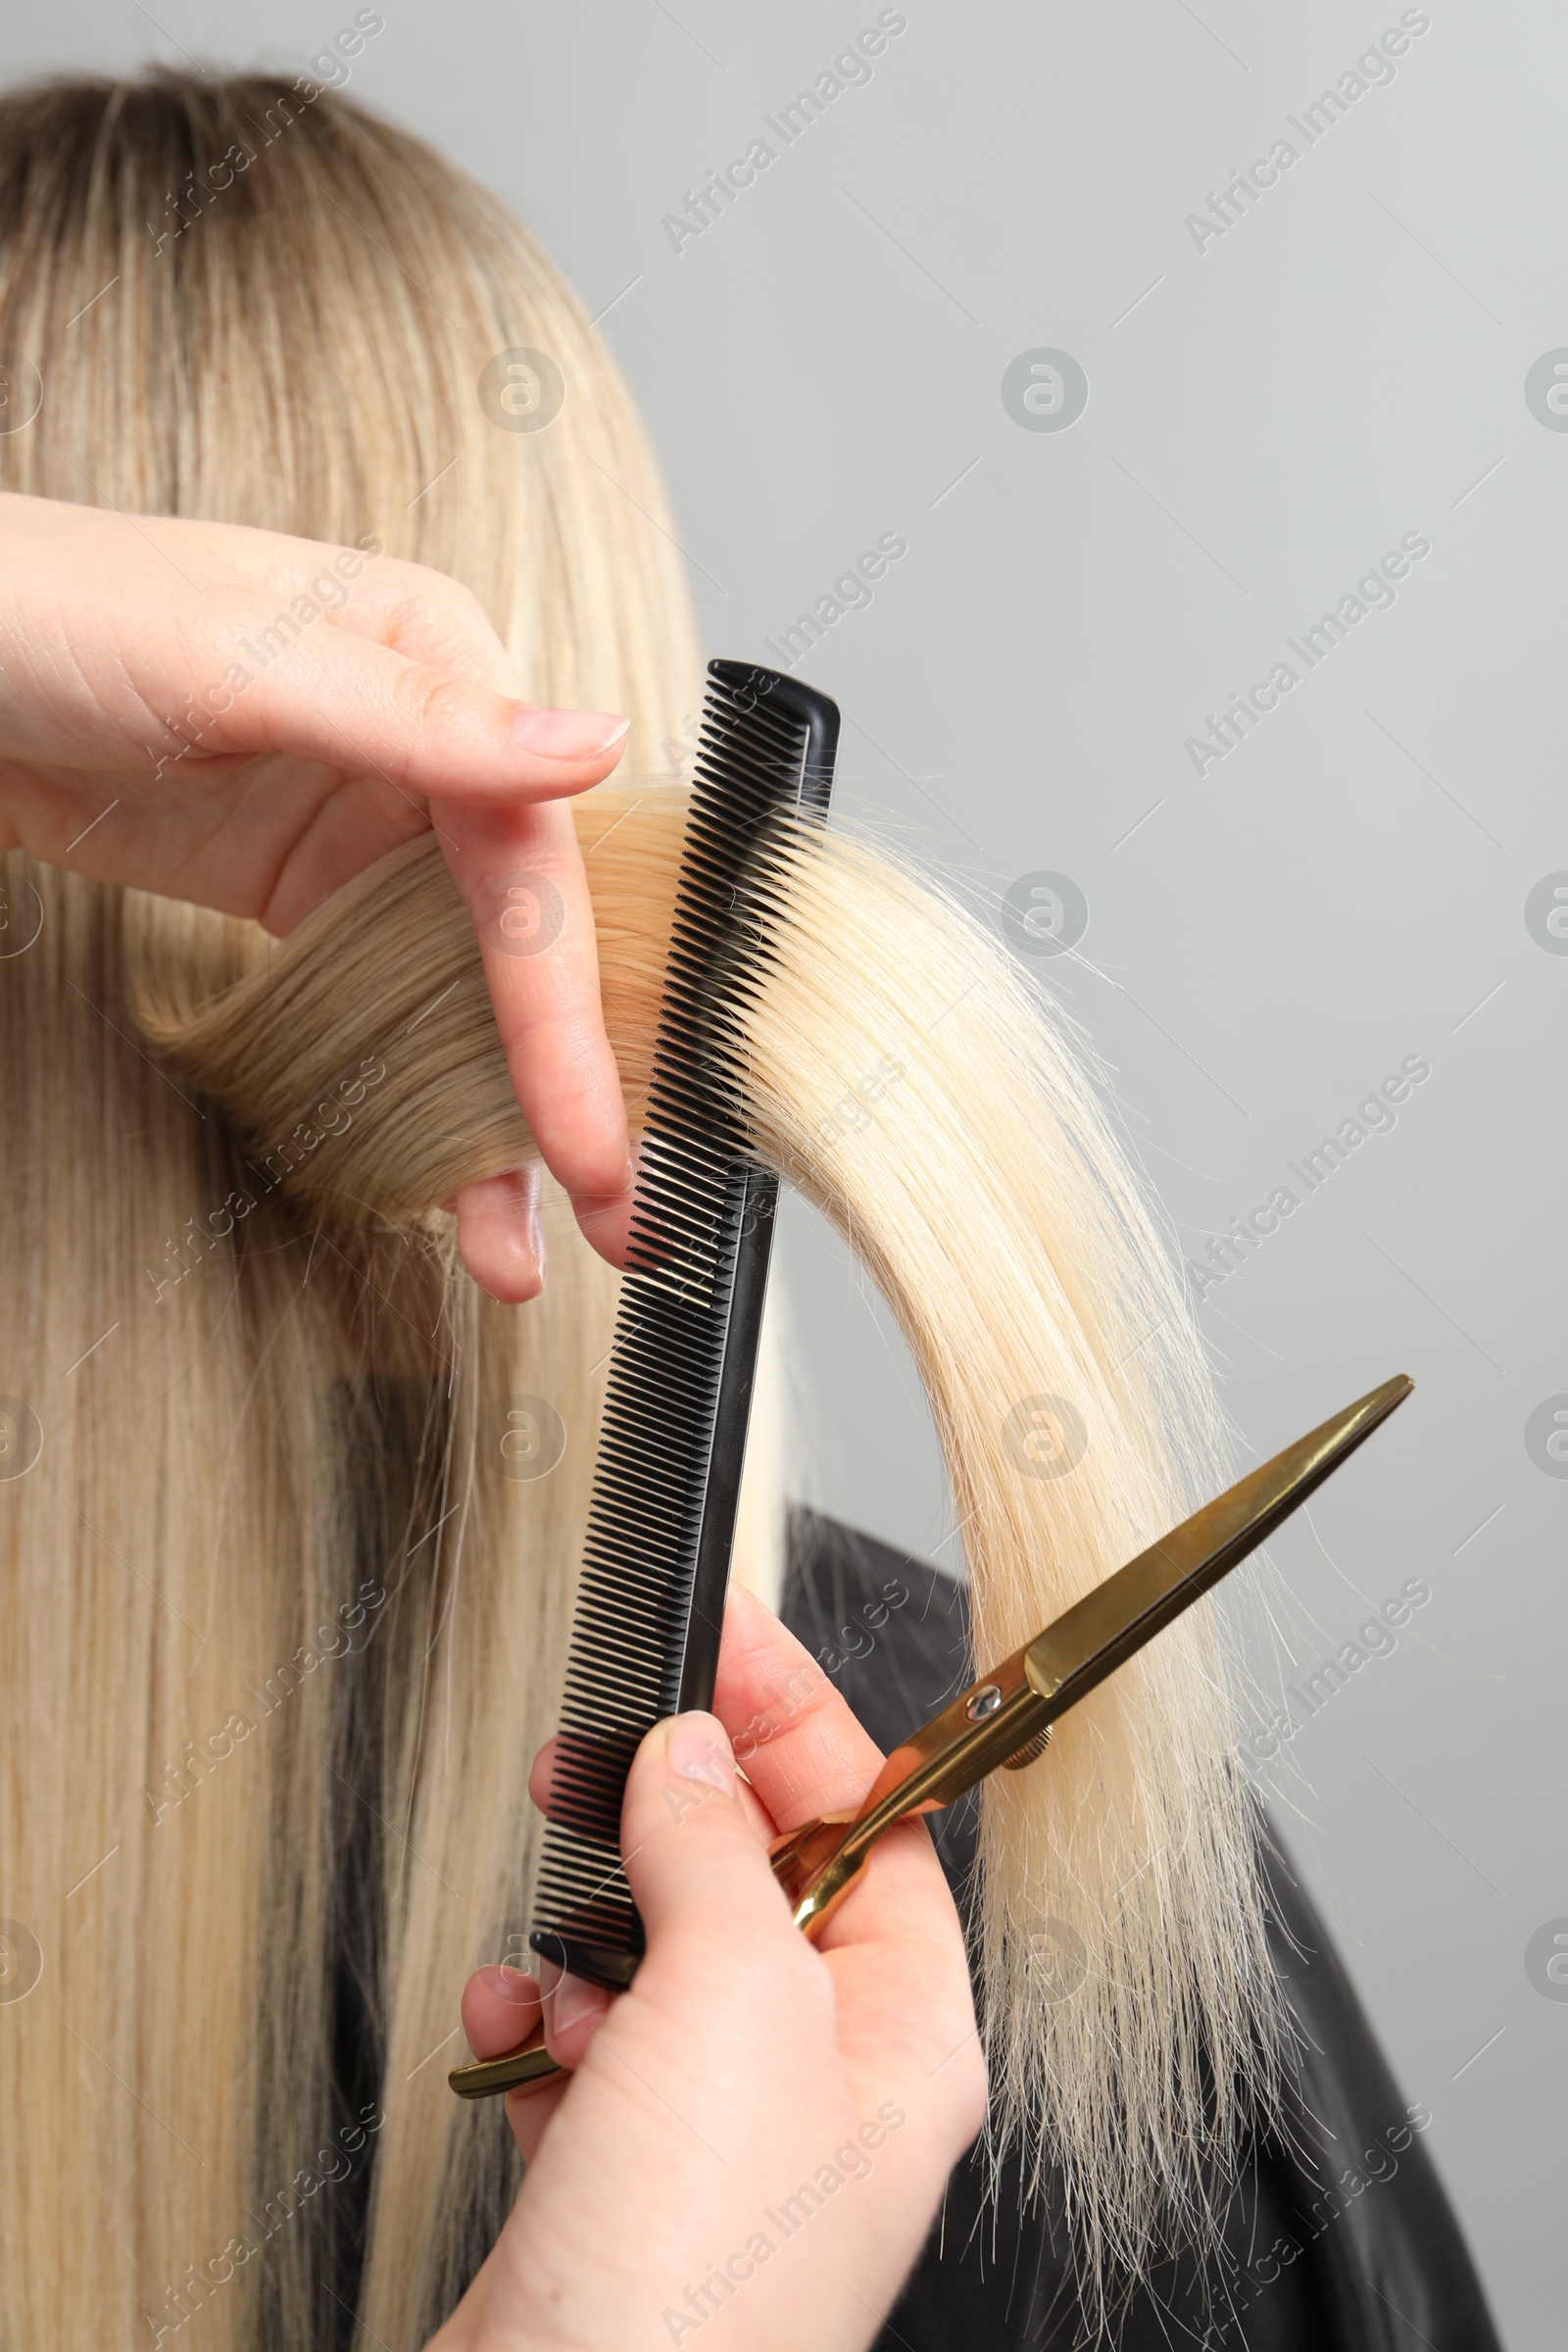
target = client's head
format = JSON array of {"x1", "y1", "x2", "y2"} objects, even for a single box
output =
[{"x1": 0, "y1": 69, "x2": 1279, "y2": 2349}]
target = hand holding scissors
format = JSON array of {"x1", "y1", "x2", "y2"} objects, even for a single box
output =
[{"x1": 451, "y1": 1374, "x2": 1412, "y2": 2099}]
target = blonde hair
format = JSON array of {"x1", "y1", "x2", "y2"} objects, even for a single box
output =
[{"x1": 0, "y1": 70, "x2": 1278, "y2": 2350}]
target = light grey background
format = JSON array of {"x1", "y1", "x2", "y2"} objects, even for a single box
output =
[{"x1": 1, "y1": 2, "x2": 1561, "y2": 2340}]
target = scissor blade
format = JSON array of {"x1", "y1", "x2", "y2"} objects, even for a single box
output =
[{"x1": 1026, "y1": 1373, "x2": 1413, "y2": 1719}]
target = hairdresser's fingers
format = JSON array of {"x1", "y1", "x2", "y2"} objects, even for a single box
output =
[
  {"x1": 339, "y1": 544, "x2": 633, "y2": 1225},
  {"x1": 528, "y1": 1728, "x2": 776, "y2": 1845},
  {"x1": 261, "y1": 593, "x2": 635, "y2": 1227},
  {"x1": 534, "y1": 1954, "x2": 613, "y2": 2071},
  {"x1": 350, "y1": 576, "x2": 629, "y2": 1234},
  {"x1": 612, "y1": 1714, "x2": 961, "y2": 2132},
  {"x1": 529, "y1": 1718, "x2": 801, "y2": 2089},
  {"x1": 456, "y1": 1965, "x2": 569, "y2": 2160},
  {"x1": 500, "y1": 2075, "x2": 569, "y2": 2165},
  {"x1": 0, "y1": 500, "x2": 611, "y2": 796},
  {"x1": 446, "y1": 1166, "x2": 546, "y2": 1304},
  {"x1": 527, "y1": 1734, "x2": 560, "y2": 1819},
  {"x1": 712, "y1": 1583, "x2": 888, "y2": 1829},
  {"x1": 433, "y1": 789, "x2": 634, "y2": 1246},
  {"x1": 218, "y1": 613, "x2": 631, "y2": 805},
  {"x1": 711, "y1": 1588, "x2": 972, "y2": 1978},
  {"x1": 621, "y1": 1713, "x2": 980, "y2": 2111},
  {"x1": 459, "y1": 1952, "x2": 614, "y2": 2162},
  {"x1": 325, "y1": 545, "x2": 524, "y2": 703},
  {"x1": 618, "y1": 1713, "x2": 801, "y2": 1966},
  {"x1": 461, "y1": 1964, "x2": 544, "y2": 2059},
  {"x1": 567, "y1": 1142, "x2": 640, "y2": 1269}
]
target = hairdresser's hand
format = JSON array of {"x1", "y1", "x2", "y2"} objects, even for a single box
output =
[
  {"x1": 436, "y1": 1586, "x2": 985, "y2": 2352},
  {"x1": 0, "y1": 490, "x2": 636, "y2": 1282}
]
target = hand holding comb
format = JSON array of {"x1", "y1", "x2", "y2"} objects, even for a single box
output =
[{"x1": 450, "y1": 1372, "x2": 1413, "y2": 2098}]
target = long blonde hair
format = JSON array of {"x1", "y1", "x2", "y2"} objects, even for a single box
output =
[{"x1": 0, "y1": 71, "x2": 1278, "y2": 2349}]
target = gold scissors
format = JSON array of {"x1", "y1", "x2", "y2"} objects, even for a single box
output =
[{"x1": 450, "y1": 1372, "x2": 1411, "y2": 2100}]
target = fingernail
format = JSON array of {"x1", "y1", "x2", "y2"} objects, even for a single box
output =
[
  {"x1": 665, "y1": 1711, "x2": 736, "y2": 1797},
  {"x1": 523, "y1": 1184, "x2": 547, "y2": 1282},
  {"x1": 477, "y1": 1964, "x2": 539, "y2": 2005},
  {"x1": 514, "y1": 706, "x2": 629, "y2": 760}
]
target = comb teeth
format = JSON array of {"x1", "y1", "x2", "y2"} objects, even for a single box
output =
[{"x1": 531, "y1": 663, "x2": 839, "y2": 1984}]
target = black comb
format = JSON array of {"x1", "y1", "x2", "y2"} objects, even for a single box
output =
[{"x1": 528, "y1": 660, "x2": 839, "y2": 1991}]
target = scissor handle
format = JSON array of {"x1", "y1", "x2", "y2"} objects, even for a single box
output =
[{"x1": 449, "y1": 2021, "x2": 561, "y2": 2099}]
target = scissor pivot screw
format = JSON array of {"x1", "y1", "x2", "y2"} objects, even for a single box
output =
[{"x1": 966, "y1": 1684, "x2": 1003, "y2": 1722}]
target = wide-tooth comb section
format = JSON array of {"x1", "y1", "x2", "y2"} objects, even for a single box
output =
[{"x1": 530, "y1": 662, "x2": 839, "y2": 1989}]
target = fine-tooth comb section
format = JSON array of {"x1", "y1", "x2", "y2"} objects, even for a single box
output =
[{"x1": 529, "y1": 662, "x2": 840, "y2": 1990}]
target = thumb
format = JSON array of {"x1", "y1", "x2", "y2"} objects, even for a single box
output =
[{"x1": 619, "y1": 1712, "x2": 790, "y2": 1959}]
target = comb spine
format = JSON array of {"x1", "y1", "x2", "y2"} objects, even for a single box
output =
[{"x1": 525, "y1": 663, "x2": 839, "y2": 1988}]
